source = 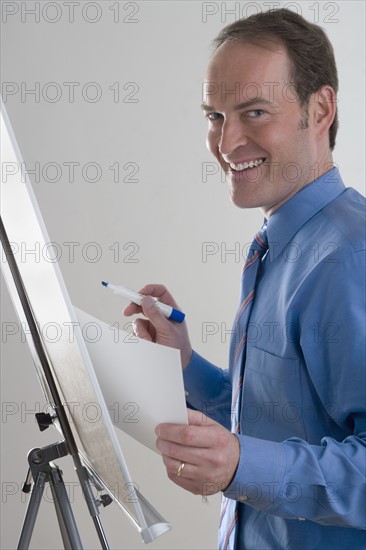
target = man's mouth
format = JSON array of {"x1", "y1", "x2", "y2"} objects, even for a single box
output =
[{"x1": 229, "y1": 158, "x2": 265, "y2": 171}]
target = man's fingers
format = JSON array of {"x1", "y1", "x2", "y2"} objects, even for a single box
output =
[
  {"x1": 132, "y1": 318, "x2": 155, "y2": 341},
  {"x1": 123, "y1": 302, "x2": 142, "y2": 316},
  {"x1": 157, "y1": 437, "x2": 200, "y2": 463},
  {"x1": 156, "y1": 422, "x2": 217, "y2": 449},
  {"x1": 156, "y1": 416, "x2": 240, "y2": 496},
  {"x1": 123, "y1": 285, "x2": 192, "y2": 364},
  {"x1": 162, "y1": 455, "x2": 198, "y2": 480},
  {"x1": 123, "y1": 284, "x2": 179, "y2": 316},
  {"x1": 138, "y1": 284, "x2": 181, "y2": 309},
  {"x1": 155, "y1": 410, "x2": 216, "y2": 442},
  {"x1": 140, "y1": 296, "x2": 172, "y2": 330},
  {"x1": 162, "y1": 456, "x2": 227, "y2": 494},
  {"x1": 187, "y1": 408, "x2": 216, "y2": 426}
]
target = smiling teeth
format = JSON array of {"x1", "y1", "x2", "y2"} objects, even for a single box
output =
[{"x1": 230, "y1": 159, "x2": 264, "y2": 171}]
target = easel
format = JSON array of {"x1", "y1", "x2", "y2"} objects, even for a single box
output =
[
  {"x1": 1, "y1": 217, "x2": 111, "y2": 549},
  {"x1": 1, "y1": 99, "x2": 171, "y2": 548},
  {"x1": 18, "y1": 424, "x2": 112, "y2": 549}
]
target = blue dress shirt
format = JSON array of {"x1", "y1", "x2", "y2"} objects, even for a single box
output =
[{"x1": 183, "y1": 168, "x2": 366, "y2": 549}]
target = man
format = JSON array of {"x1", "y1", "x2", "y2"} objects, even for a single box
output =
[{"x1": 124, "y1": 9, "x2": 366, "y2": 549}]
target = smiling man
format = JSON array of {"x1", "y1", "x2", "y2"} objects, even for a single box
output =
[
  {"x1": 125, "y1": 8, "x2": 366, "y2": 550},
  {"x1": 201, "y1": 39, "x2": 335, "y2": 216}
]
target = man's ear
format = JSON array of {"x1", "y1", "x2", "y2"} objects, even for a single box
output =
[{"x1": 310, "y1": 85, "x2": 337, "y2": 141}]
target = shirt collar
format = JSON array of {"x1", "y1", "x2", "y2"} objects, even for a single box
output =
[{"x1": 265, "y1": 168, "x2": 346, "y2": 261}]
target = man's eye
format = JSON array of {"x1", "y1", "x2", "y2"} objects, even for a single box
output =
[
  {"x1": 206, "y1": 112, "x2": 223, "y2": 121},
  {"x1": 247, "y1": 109, "x2": 265, "y2": 118}
]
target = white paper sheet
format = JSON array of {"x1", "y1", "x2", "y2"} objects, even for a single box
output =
[{"x1": 74, "y1": 307, "x2": 188, "y2": 452}]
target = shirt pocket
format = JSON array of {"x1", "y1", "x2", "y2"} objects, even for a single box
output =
[{"x1": 241, "y1": 346, "x2": 306, "y2": 441}]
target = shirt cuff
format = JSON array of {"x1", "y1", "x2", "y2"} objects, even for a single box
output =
[{"x1": 224, "y1": 434, "x2": 287, "y2": 510}]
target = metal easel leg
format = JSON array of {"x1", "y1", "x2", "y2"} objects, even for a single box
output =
[
  {"x1": 17, "y1": 444, "x2": 83, "y2": 550},
  {"x1": 17, "y1": 471, "x2": 47, "y2": 549},
  {"x1": 48, "y1": 464, "x2": 83, "y2": 550}
]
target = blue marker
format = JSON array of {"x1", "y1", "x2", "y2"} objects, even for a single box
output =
[{"x1": 101, "y1": 281, "x2": 185, "y2": 323}]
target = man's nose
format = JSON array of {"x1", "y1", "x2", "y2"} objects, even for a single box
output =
[{"x1": 218, "y1": 119, "x2": 250, "y2": 157}]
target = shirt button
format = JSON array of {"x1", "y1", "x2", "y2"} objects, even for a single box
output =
[
  {"x1": 185, "y1": 390, "x2": 189, "y2": 397},
  {"x1": 298, "y1": 517, "x2": 306, "y2": 521},
  {"x1": 238, "y1": 496, "x2": 248, "y2": 501}
]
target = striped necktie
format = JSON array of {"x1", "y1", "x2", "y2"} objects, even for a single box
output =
[{"x1": 218, "y1": 224, "x2": 268, "y2": 550}]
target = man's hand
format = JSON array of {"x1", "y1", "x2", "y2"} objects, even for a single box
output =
[
  {"x1": 123, "y1": 284, "x2": 193, "y2": 369},
  {"x1": 155, "y1": 409, "x2": 240, "y2": 496}
]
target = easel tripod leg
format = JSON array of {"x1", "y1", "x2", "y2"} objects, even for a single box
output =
[
  {"x1": 49, "y1": 465, "x2": 83, "y2": 550},
  {"x1": 17, "y1": 463, "x2": 83, "y2": 550},
  {"x1": 17, "y1": 472, "x2": 47, "y2": 549},
  {"x1": 93, "y1": 515, "x2": 110, "y2": 550}
]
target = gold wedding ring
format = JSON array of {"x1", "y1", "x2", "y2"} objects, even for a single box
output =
[{"x1": 177, "y1": 462, "x2": 185, "y2": 477}]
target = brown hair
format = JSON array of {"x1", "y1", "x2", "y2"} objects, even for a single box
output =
[{"x1": 213, "y1": 8, "x2": 339, "y2": 150}]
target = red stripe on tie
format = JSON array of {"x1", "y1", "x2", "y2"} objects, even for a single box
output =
[
  {"x1": 219, "y1": 500, "x2": 229, "y2": 527},
  {"x1": 232, "y1": 375, "x2": 243, "y2": 410},
  {"x1": 236, "y1": 289, "x2": 254, "y2": 319},
  {"x1": 223, "y1": 511, "x2": 238, "y2": 550},
  {"x1": 255, "y1": 232, "x2": 268, "y2": 249},
  {"x1": 242, "y1": 249, "x2": 260, "y2": 272},
  {"x1": 233, "y1": 332, "x2": 247, "y2": 366}
]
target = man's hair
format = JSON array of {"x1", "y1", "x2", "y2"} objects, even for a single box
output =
[{"x1": 213, "y1": 8, "x2": 339, "y2": 150}]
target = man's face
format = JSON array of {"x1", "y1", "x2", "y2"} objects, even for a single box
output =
[{"x1": 203, "y1": 41, "x2": 323, "y2": 216}]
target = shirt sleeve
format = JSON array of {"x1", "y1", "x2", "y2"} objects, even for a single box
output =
[
  {"x1": 183, "y1": 351, "x2": 232, "y2": 429},
  {"x1": 224, "y1": 247, "x2": 366, "y2": 530}
]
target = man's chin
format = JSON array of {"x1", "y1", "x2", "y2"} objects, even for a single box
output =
[
  {"x1": 229, "y1": 187, "x2": 263, "y2": 210},
  {"x1": 229, "y1": 195, "x2": 259, "y2": 209}
]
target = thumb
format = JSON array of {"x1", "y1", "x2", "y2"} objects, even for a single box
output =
[{"x1": 141, "y1": 295, "x2": 170, "y2": 330}]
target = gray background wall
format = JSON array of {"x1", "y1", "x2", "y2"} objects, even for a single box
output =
[{"x1": 1, "y1": 1, "x2": 365, "y2": 548}]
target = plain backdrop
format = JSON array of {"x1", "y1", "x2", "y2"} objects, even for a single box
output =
[{"x1": 1, "y1": 1, "x2": 365, "y2": 549}]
